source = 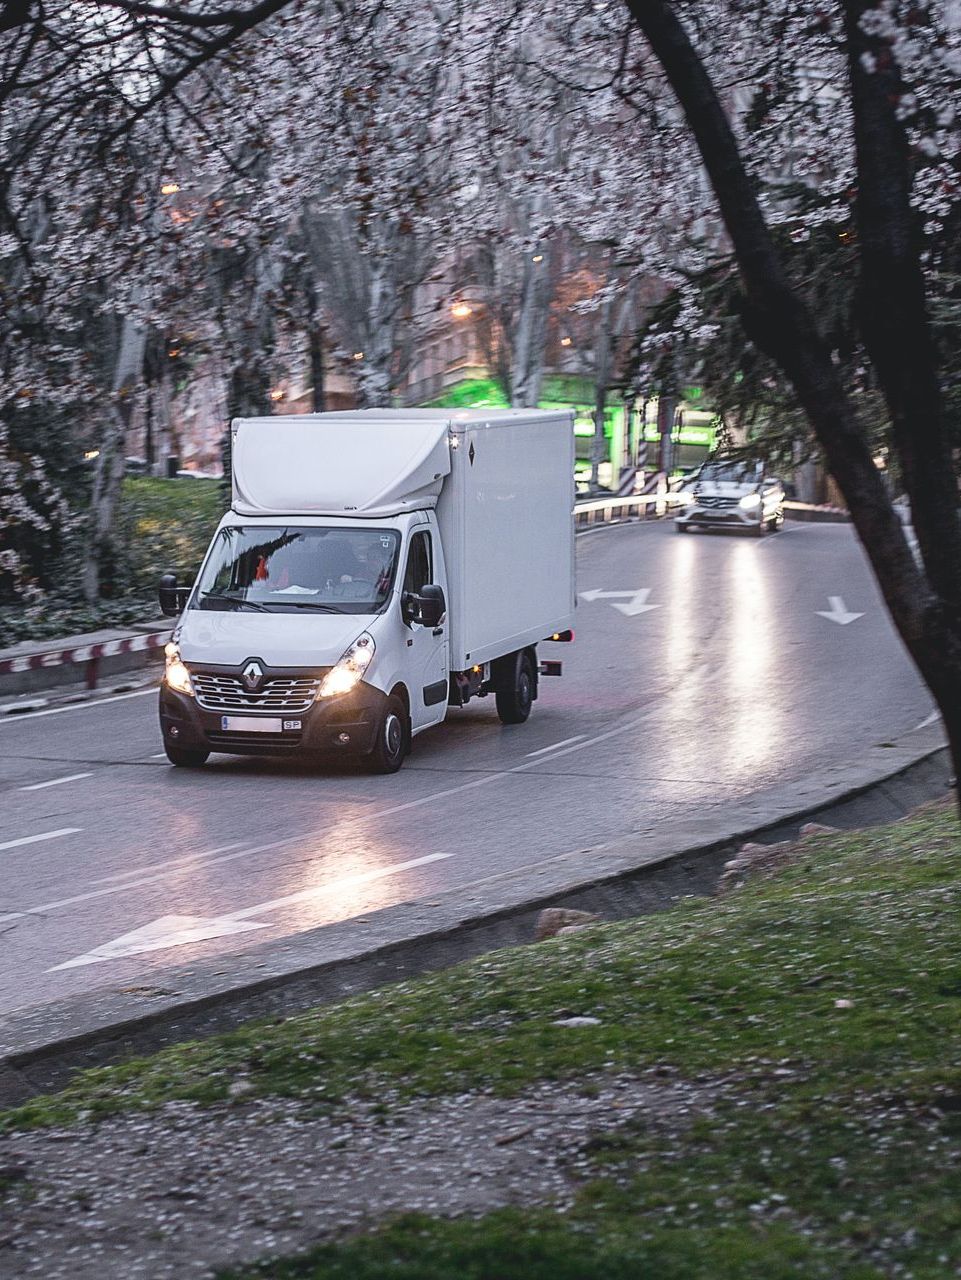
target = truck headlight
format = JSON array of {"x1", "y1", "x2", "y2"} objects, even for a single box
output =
[
  {"x1": 164, "y1": 642, "x2": 194, "y2": 695},
  {"x1": 739, "y1": 493, "x2": 761, "y2": 510},
  {"x1": 319, "y1": 633, "x2": 375, "y2": 698}
]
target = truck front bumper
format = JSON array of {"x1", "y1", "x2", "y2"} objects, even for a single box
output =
[{"x1": 159, "y1": 681, "x2": 388, "y2": 758}]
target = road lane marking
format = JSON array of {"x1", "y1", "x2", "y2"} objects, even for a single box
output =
[
  {"x1": 0, "y1": 843, "x2": 257, "y2": 923},
  {"x1": 910, "y1": 709, "x2": 941, "y2": 732},
  {"x1": 226, "y1": 850, "x2": 452, "y2": 922},
  {"x1": 49, "y1": 851, "x2": 453, "y2": 969},
  {"x1": 0, "y1": 828, "x2": 82, "y2": 853},
  {"x1": 91, "y1": 842, "x2": 248, "y2": 884},
  {"x1": 18, "y1": 772, "x2": 93, "y2": 792},
  {"x1": 526, "y1": 736, "x2": 586, "y2": 757},
  {"x1": 0, "y1": 687, "x2": 156, "y2": 726},
  {"x1": 4, "y1": 678, "x2": 710, "y2": 928},
  {"x1": 2, "y1": 676, "x2": 710, "y2": 924}
]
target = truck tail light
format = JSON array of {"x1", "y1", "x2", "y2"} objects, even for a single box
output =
[{"x1": 546, "y1": 629, "x2": 574, "y2": 642}]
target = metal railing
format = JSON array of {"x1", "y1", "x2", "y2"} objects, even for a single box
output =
[{"x1": 574, "y1": 490, "x2": 666, "y2": 527}]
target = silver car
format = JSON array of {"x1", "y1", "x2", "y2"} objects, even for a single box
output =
[{"x1": 674, "y1": 461, "x2": 785, "y2": 535}]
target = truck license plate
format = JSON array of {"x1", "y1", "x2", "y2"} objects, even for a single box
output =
[{"x1": 220, "y1": 715, "x2": 284, "y2": 733}]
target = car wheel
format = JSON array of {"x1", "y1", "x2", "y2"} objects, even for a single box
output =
[
  {"x1": 368, "y1": 694, "x2": 409, "y2": 773},
  {"x1": 676, "y1": 521, "x2": 691, "y2": 533},
  {"x1": 496, "y1": 650, "x2": 536, "y2": 724},
  {"x1": 165, "y1": 744, "x2": 209, "y2": 767}
]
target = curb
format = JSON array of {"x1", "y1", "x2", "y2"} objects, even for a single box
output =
[{"x1": 0, "y1": 719, "x2": 948, "y2": 1107}]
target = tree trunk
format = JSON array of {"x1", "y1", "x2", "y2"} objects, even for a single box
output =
[
  {"x1": 82, "y1": 403, "x2": 132, "y2": 605},
  {"x1": 227, "y1": 351, "x2": 273, "y2": 420},
  {"x1": 511, "y1": 243, "x2": 552, "y2": 407},
  {"x1": 354, "y1": 255, "x2": 398, "y2": 409},
  {"x1": 626, "y1": 0, "x2": 961, "y2": 801},
  {"x1": 590, "y1": 293, "x2": 615, "y2": 490},
  {"x1": 82, "y1": 314, "x2": 146, "y2": 604},
  {"x1": 308, "y1": 324, "x2": 326, "y2": 413},
  {"x1": 304, "y1": 277, "x2": 326, "y2": 413}
]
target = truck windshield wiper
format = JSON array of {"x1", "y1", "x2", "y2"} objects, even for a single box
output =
[
  {"x1": 273, "y1": 600, "x2": 345, "y2": 612},
  {"x1": 199, "y1": 592, "x2": 271, "y2": 613}
]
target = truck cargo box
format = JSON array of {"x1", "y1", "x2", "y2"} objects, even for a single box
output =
[{"x1": 436, "y1": 410, "x2": 575, "y2": 669}]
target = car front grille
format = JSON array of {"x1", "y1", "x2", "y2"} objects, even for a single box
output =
[
  {"x1": 193, "y1": 673, "x2": 320, "y2": 714},
  {"x1": 696, "y1": 494, "x2": 740, "y2": 509}
]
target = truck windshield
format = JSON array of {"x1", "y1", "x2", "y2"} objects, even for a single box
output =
[
  {"x1": 698, "y1": 461, "x2": 762, "y2": 486},
  {"x1": 192, "y1": 526, "x2": 401, "y2": 615}
]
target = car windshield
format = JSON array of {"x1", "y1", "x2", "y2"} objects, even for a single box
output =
[
  {"x1": 698, "y1": 461, "x2": 762, "y2": 486},
  {"x1": 192, "y1": 526, "x2": 401, "y2": 615}
]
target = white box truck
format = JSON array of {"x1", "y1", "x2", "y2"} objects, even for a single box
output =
[{"x1": 158, "y1": 409, "x2": 576, "y2": 772}]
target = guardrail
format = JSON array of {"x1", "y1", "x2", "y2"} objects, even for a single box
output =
[
  {"x1": 574, "y1": 492, "x2": 662, "y2": 527},
  {"x1": 0, "y1": 629, "x2": 171, "y2": 697},
  {"x1": 574, "y1": 492, "x2": 851, "y2": 527}
]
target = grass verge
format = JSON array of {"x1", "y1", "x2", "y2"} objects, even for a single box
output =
[{"x1": 4, "y1": 801, "x2": 961, "y2": 1276}]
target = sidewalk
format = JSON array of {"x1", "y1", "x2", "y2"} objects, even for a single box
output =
[{"x1": 0, "y1": 618, "x2": 171, "y2": 700}]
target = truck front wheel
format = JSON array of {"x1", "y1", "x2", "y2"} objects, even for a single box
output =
[
  {"x1": 367, "y1": 694, "x2": 409, "y2": 773},
  {"x1": 496, "y1": 650, "x2": 536, "y2": 725}
]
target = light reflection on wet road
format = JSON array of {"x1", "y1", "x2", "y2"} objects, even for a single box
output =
[{"x1": 0, "y1": 521, "x2": 932, "y2": 1014}]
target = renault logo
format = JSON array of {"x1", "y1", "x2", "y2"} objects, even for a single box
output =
[{"x1": 242, "y1": 660, "x2": 264, "y2": 691}]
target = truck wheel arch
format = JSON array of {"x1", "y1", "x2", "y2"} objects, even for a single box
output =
[{"x1": 389, "y1": 682, "x2": 412, "y2": 730}]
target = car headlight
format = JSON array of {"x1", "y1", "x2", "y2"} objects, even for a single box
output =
[
  {"x1": 676, "y1": 490, "x2": 695, "y2": 505},
  {"x1": 164, "y1": 642, "x2": 194, "y2": 695},
  {"x1": 739, "y1": 493, "x2": 762, "y2": 510},
  {"x1": 318, "y1": 632, "x2": 375, "y2": 698}
]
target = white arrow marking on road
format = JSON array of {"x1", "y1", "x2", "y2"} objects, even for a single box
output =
[
  {"x1": 49, "y1": 850, "x2": 452, "y2": 971},
  {"x1": 579, "y1": 588, "x2": 659, "y2": 617},
  {"x1": 49, "y1": 915, "x2": 270, "y2": 969},
  {"x1": 816, "y1": 596, "x2": 864, "y2": 626}
]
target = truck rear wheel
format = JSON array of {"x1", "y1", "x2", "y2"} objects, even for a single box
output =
[
  {"x1": 367, "y1": 694, "x2": 409, "y2": 773},
  {"x1": 496, "y1": 650, "x2": 535, "y2": 725}
]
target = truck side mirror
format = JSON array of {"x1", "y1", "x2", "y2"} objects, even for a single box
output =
[
  {"x1": 416, "y1": 584, "x2": 446, "y2": 628},
  {"x1": 158, "y1": 572, "x2": 190, "y2": 617}
]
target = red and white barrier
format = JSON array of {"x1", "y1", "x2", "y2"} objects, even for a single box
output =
[{"x1": 0, "y1": 629, "x2": 171, "y2": 690}]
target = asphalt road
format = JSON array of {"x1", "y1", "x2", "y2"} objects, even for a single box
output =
[{"x1": 0, "y1": 520, "x2": 933, "y2": 1016}]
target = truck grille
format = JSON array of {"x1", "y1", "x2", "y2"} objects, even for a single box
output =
[{"x1": 193, "y1": 673, "x2": 320, "y2": 714}]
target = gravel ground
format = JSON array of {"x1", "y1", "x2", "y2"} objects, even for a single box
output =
[{"x1": 0, "y1": 1071, "x2": 716, "y2": 1278}]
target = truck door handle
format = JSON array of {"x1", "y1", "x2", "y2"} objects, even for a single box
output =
[{"x1": 432, "y1": 627, "x2": 444, "y2": 637}]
